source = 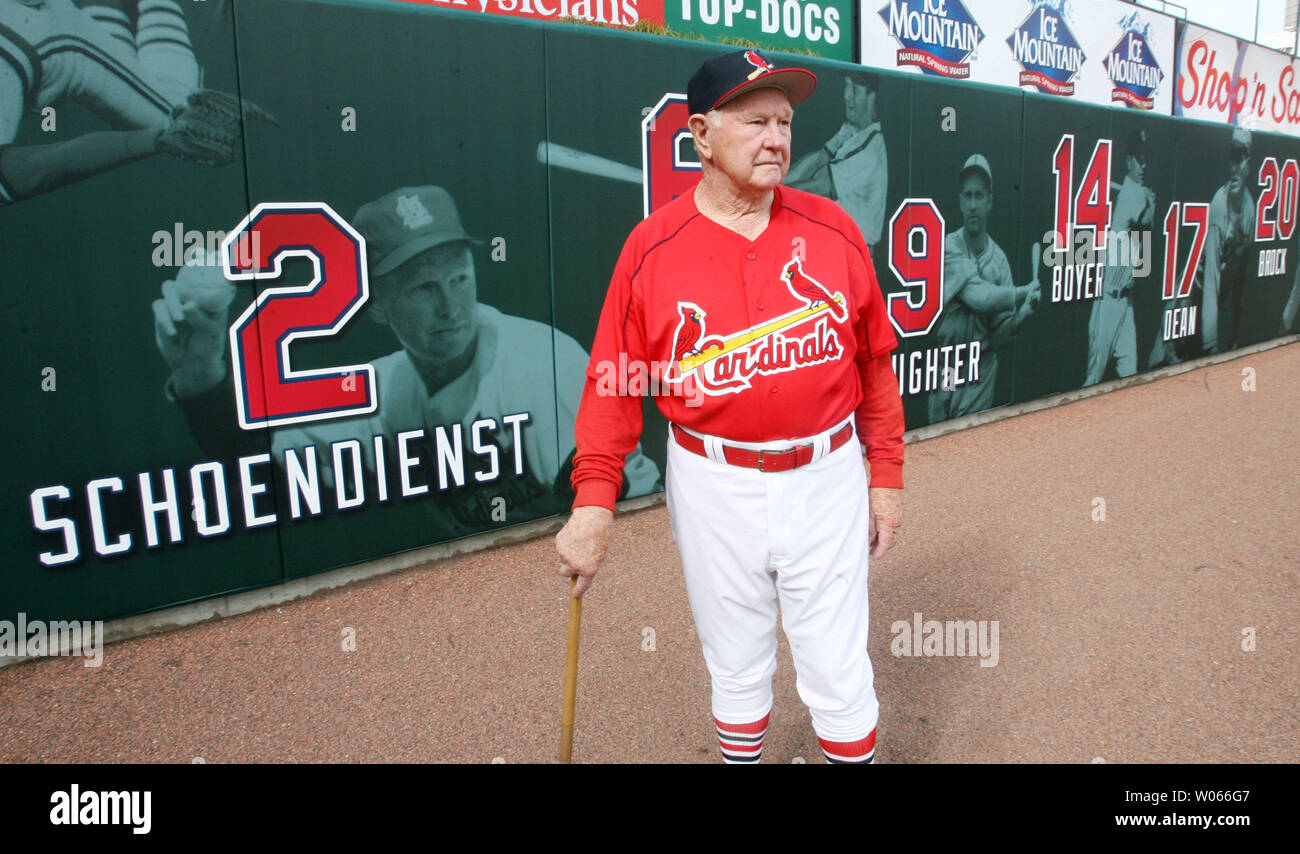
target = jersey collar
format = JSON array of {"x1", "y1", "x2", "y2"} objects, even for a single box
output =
[{"x1": 771, "y1": 184, "x2": 786, "y2": 215}]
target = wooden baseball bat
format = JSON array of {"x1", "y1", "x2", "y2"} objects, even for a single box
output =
[
  {"x1": 537, "y1": 141, "x2": 642, "y2": 185},
  {"x1": 559, "y1": 575, "x2": 583, "y2": 763}
]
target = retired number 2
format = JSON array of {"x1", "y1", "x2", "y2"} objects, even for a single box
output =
[{"x1": 224, "y1": 203, "x2": 377, "y2": 430}]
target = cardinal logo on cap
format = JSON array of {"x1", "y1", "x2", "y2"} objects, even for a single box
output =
[
  {"x1": 744, "y1": 50, "x2": 773, "y2": 80},
  {"x1": 396, "y1": 194, "x2": 434, "y2": 230}
]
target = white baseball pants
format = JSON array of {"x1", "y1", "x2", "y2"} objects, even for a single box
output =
[{"x1": 665, "y1": 421, "x2": 879, "y2": 742}]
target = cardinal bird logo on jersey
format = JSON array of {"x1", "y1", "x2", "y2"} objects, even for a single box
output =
[
  {"x1": 673, "y1": 304, "x2": 705, "y2": 361},
  {"x1": 782, "y1": 256, "x2": 847, "y2": 322},
  {"x1": 665, "y1": 252, "x2": 846, "y2": 397}
]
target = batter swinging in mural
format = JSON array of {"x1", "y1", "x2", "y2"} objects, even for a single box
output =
[{"x1": 1086, "y1": 129, "x2": 1154, "y2": 384}]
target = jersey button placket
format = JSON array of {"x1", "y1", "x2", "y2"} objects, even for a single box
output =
[{"x1": 743, "y1": 248, "x2": 762, "y2": 320}]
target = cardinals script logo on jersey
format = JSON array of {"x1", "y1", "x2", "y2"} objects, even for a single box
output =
[{"x1": 666, "y1": 252, "x2": 846, "y2": 396}]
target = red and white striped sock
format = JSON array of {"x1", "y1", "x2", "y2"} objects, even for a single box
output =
[
  {"x1": 715, "y1": 713, "x2": 770, "y2": 764},
  {"x1": 818, "y1": 728, "x2": 876, "y2": 764}
]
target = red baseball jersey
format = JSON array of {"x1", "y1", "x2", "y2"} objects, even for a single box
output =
[{"x1": 572, "y1": 184, "x2": 904, "y2": 510}]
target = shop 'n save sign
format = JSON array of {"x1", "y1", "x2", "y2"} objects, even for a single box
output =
[{"x1": 1176, "y1": 22, "x2": 1300, "y2": 135}]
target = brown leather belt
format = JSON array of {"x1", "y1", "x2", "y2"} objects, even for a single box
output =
[{"x1": 670, "y1": 423, "x2": 855, "y2": 473}]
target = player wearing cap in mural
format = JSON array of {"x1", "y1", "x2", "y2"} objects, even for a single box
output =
[
  {"x1": 1086, "y1": 129, "x2": 1154, "y2": 385},
  {"x1": 928, "y1": 153, "x2": 1040, "y2": 423},
  {"x1": 153, "y1": 185, "x2": 659, "y2": 531},
  {"x1": 786, "y1": 70, "x2": 886, "y2": 255},
  {"x1": 1202, "y1": 128, "x2": 1256, "y2": 355}
]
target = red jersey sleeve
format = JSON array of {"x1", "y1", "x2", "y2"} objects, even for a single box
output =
[
  {"x1": 850, "y1": 239, "x2": 905, "y2": 488},
  {"x1": 857, "y1": 353, "x2": 905, "y2": 488},
  {"x1": 570, "y1": 232, "x2": 651, "y2": 511},
  {"x1": 850, "y1": 233, "x2": 899, "y2": 361}
]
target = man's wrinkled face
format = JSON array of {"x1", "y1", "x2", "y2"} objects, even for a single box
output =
[
  {"x1": 706, "y1": 87, "x2": 794, "y2": 192},
  {"x1": 373, "y1": 242, "x2": 477, "y2": 366},
  {"x1": 959, "y1": 172, "x2": 992, "y2": 241}
]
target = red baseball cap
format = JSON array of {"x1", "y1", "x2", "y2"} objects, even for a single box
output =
[{"x1": 687, "y1": 49, "x2": 818, "y2": 117}]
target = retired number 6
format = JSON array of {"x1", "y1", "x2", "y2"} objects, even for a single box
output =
[
  {"x1": 642, "y1": 93, "x2": 702, "y2": 218},
  {"x1": 223, "y1": 203, "x2": 377, "y2": 430}
]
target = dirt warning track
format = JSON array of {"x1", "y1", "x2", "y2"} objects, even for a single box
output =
[{"x1": 2, "y1": 344, "x2": 1297, "y2": 763}]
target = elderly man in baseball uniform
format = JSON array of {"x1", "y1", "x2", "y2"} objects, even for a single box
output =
[
  {"x1": 1202, "y1": 128, "x2": 1256, "y2": 355},
  {"x1": 927, "y1": 154, "x2": 1039, "y2": 423},
  {"x1": 1086, "y1": 130, "x2": 1154, "y2": 385},
  {"x1": 555, "y1": 51, "x2": 905, "y2": 764},
  {"x1": 154, "y1": 185, "x2": 659, "y2": 535},
  {"x1": 786, "y1": 70, "x2": 886, "y2": 255}
]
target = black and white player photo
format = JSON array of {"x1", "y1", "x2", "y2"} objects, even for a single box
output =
[
  {"x1": 151, "y1": 184, "x2": 660, "y2": 540},
  {"x1": 1087, "y1": 128, "x2": 1154, "y2": 383},
  {"x1": 785, "y1": 69, "x2": 887, "y2": 255},
  {"x1": 0, "y1": 0, "x2": 266, "y2": 204}
]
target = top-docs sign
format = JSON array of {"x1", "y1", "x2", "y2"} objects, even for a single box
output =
[
  {"x1": 1006, "y1": 3, "x2": 1085, "y2": 96},
  {"x1": 1175, "y1": 22, "x2": 1300, "y2": 136},
  {"x1": 667, "y1": 0, "x2": 854, "y2": 62},
  {"x1": 861, "y1": 0, "x2": 1176, "y2": 112},
  {"x1": 876, "y1": 0, "x2": 985, "y2": 78}
]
